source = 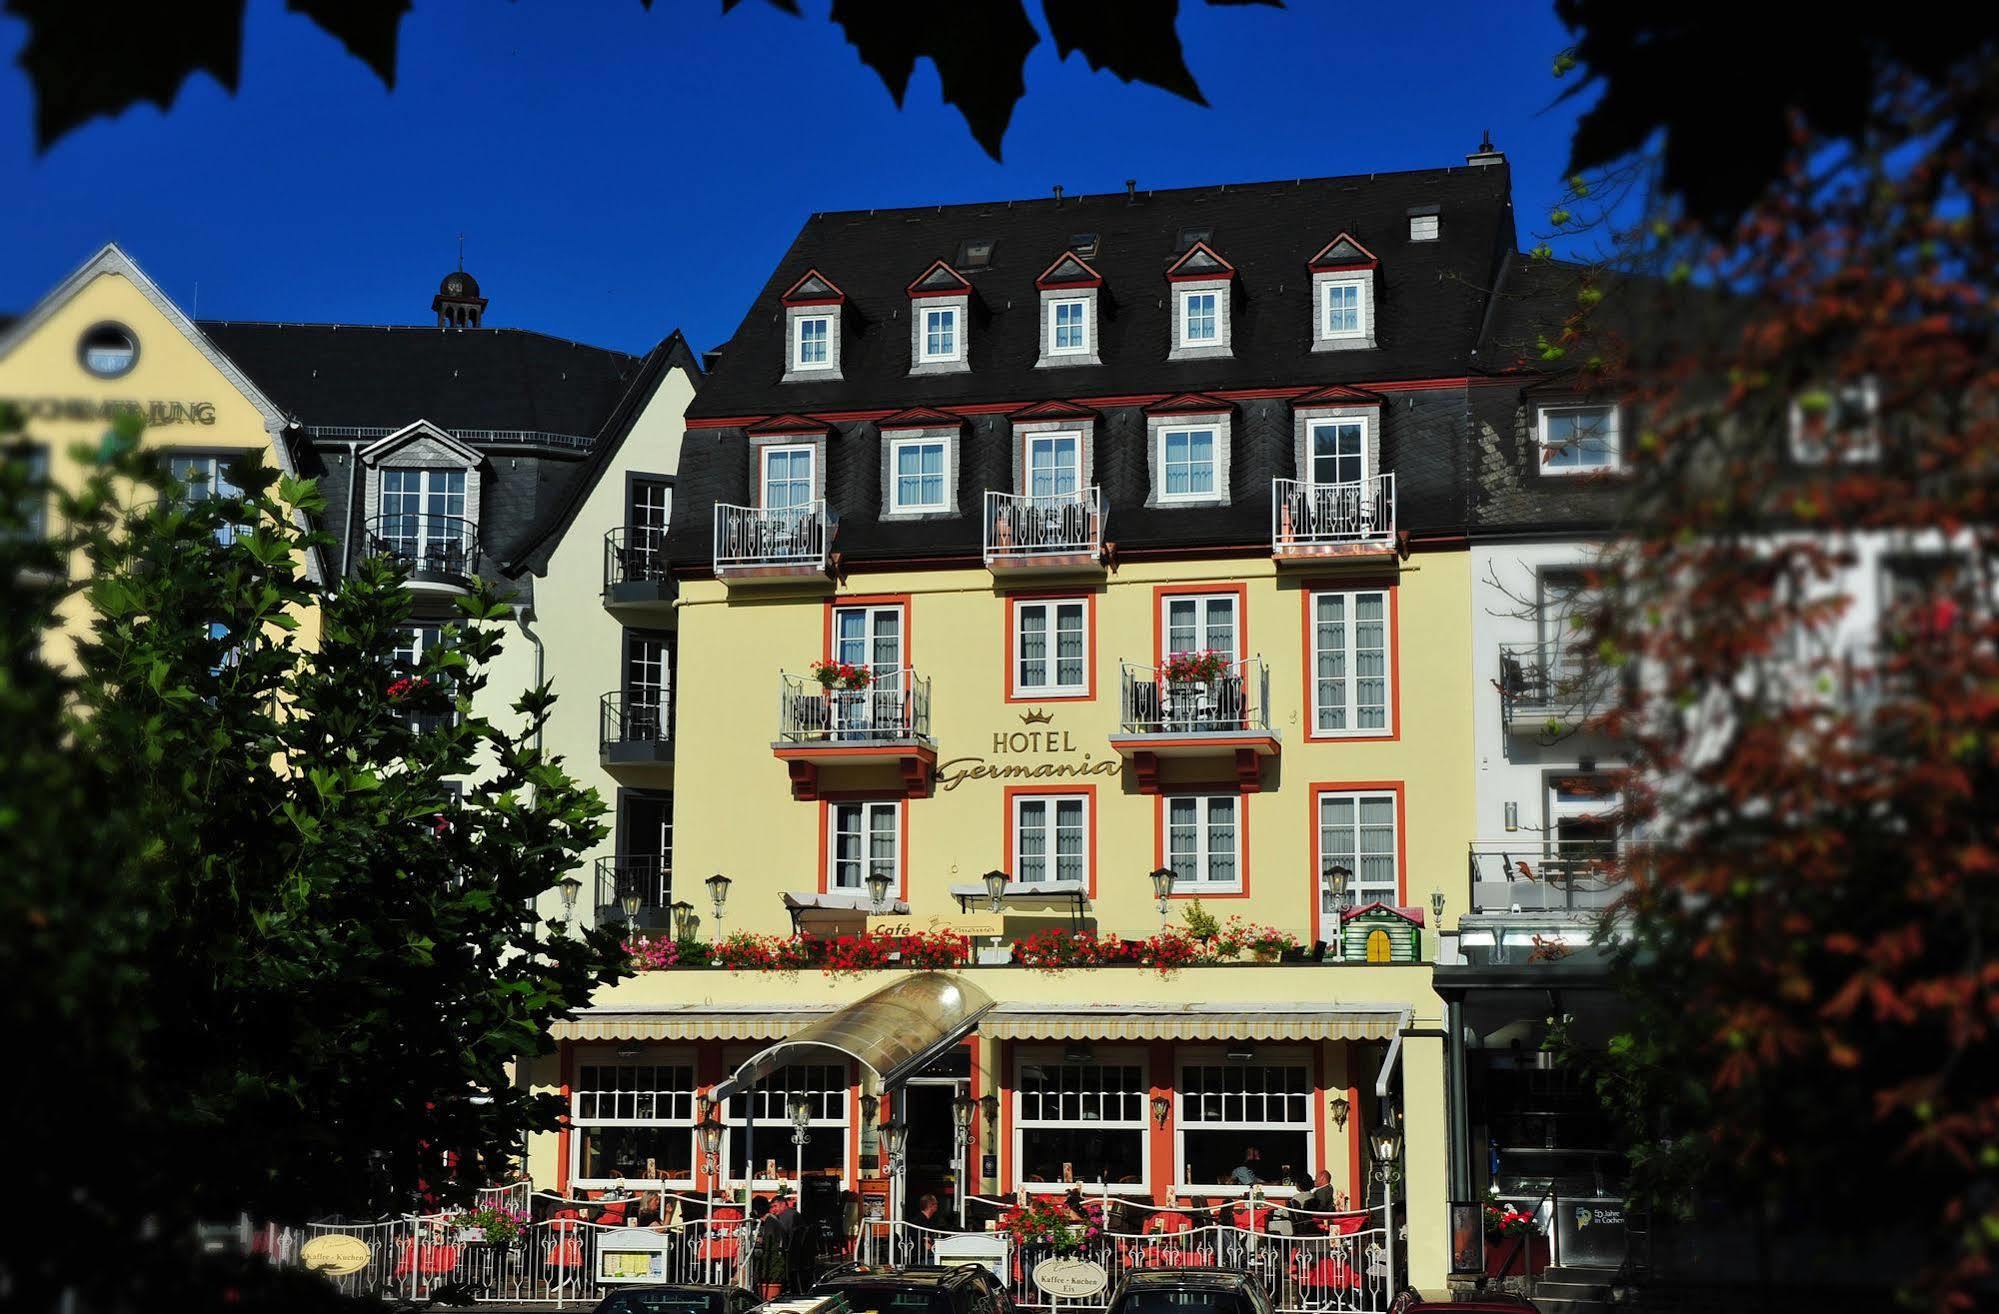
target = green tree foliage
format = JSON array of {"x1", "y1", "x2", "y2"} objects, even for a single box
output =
[{"x1": 0, "y1": 415, "x2": 628, "y2": 1308}]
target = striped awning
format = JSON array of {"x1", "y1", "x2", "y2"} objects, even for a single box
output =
[
  {"x1": 980, "y1": 1003, "x2": 1407, "y2": 1042},
  {"x1": 550, "y1": 1006, "x2": 837, "y2": 1043}
]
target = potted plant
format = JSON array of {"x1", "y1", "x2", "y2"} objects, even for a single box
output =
[
  {"x1": 1181, "y1": 899, "x2": 1221, "y2": 944},
  {"x1": 809, "y1": 660, "x2": 874, "y2": 691},
  {"x1": 1161, "y1": 648, "x2": 1231, "y2": 686},
  {"x1": 1481, "y1": 1196, "x2": 1548, "y2": 1276}
]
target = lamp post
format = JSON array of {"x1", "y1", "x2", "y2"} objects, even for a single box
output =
[
  {"x1": 1149, "y1": 866, "x2": 1175, "y2": 934},
  {"x1": 621, "y1": 887, "x2": 642, "y2": 952},
  {"x1": 952, "y1": 1094, "x2": 978, "y2": 1228},
  {"x1": 882, "y1": 1121, "x2": 910, "y2": 1262},
  {"x1": 671, "y1": 898, "x2": 696, "y2": 942},
  {"x1": 866, "y1": 867, "x2": 893, "y2": 916},
  {"x1": 699, "y1": 1115, "x2": 726, "y2": 1279},
  {"x1": 1368, "y1": 1114, "x2": 1405, "y2": 1299},
  {"x1": 789, "y1": 1093, "x2": 813, "y2": 1187},
  {"x1": 705, "y1": 872, "x2": 732, "y2": 943},
  {"x1": 1324, "y1": 865, "x2": 1352, "y2": 958}
]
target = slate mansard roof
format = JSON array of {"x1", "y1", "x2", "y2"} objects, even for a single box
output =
[
  {"x1": 669, "y1": 160, "x2": 1621, "y2": 566},
  {"x1": 689, "y1": 164, "x2": 1520, "y2": 419}
]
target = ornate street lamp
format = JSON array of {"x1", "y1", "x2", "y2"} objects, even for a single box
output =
[
  {"x1": 882, "y1": 1120, "x2": 911, "y2": 1250},
  {"x1": 705, "y1": 872, "x2": 732, "y2": 942},
  {"x1": 788, "y1": 1094, "x2": 813, "y2": 1185},
  {"x1": 699, "y1": 1116, "x2": 726, "y2": 1272},
  {"x1": 1369, "y1": 1113, "x2": 1405, "y2": 1296},
  {"x1": 556, "y1": 873, "x2": 582, "y2": 926},
  {"x1": 978, "y1": 1093, "x2": 999, "y2": 1135},
  {"x1": 983, "y1": 868, "x2": 1009, "y2": 912},
  {"x1": 952, "y1": 1095, "x2": 978, "y2": 1227},
  {"x1": 621, "y1": 887, "x2": 642, "y2": 950},
  {"x1": 1324, "y1": 864, "x2": 1352, "y2": 959},
  {"x1": 670, "y1": 899, "x2": 696, "y2": 941},
  {"x1": 866, "y1": 867, "x2": 893, "y2": 915},
  {"x1": 1429, "y1": 887, "x2": 1446, "y2": 922},
  {"x1": 1149, "y1": 865, "x2": 1176, "y2": 933},
  {"x1": 1150, "y1": 1094, "x2": 1171, "y2": 1127},
  {"x1": 1328, "y1": 1094, "x2": 1351, "y2": 1132}
]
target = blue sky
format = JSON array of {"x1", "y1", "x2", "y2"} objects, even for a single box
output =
[{"x1": 1, "y1": 1, "x2": 1590, "y2": 357}]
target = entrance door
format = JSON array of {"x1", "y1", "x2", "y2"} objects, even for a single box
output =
[{"x1": 900, "y1": 1082, "x2": 966, "y2": 1227}]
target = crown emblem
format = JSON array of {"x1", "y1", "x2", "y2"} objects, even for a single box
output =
[{"x1": 1018, "y1": 707, "x2": 1053, "y2": 726}]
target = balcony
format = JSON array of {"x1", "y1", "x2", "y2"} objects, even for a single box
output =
[
  {"x1": 983, "y1": 488, "x2": 1106, "y2": 577},
  {"x1": 712, "y1": 500, "x2": 829, "y2": 585},
  {"x1": 1498, "y1": 642, "x2": 1620, "y2": 735},
  {"x1": 1465, "y1": 841, "x2": 1625, "y2": 945},
  {"x1": 772, "y1": 668, "x2": 936, "y2": 800},
  {"x1": 602, "y1": 525, "x2": 675, "y2": 613},
  {"x1": 1108, "y1": 657, "x2": 1279, "y2": 792},
  {"x1": 364, "y1": 514, "x2": 480, "y2": 592},
  {"x1": 593, "y1": 855, "x2": 673, "y2": 932},
  {"x1": 1270, "y1": 474, "x2": 1397, "y2": 565},
  {"x1": 599, "y1": 691, "x2": 673, "y2": 768}
]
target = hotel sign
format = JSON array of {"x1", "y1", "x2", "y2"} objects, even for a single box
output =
[
  {"x1": 4, "y1": 397, "x2": 218, "y2": 426},
  {"x1": 934, "y1": 709, "x2": 1121, "y2": 792}
]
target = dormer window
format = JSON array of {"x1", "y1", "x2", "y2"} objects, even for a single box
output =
[
  {"x1": 1538, "y1": 404, "x2": 1621, "y2": 475},
  {"x1": 1035, "y1": 252, "x2": 1104, "y2": 368},
  {"x1": 1144, "y1": 394, "x2": 1233, "y2": 508},
  {"x1": 793, "y1": 317, "x2": 832, "y2": 370},
  {"x1": 906, "y1": 259, "x2": 972, "y2": 375},
  {"x1": 1050, "y1": 299, "x2": 1089, "y2": 354},
  {"x1": 1309, "y1": 233, "x2": 1379, "y2": 352},
  {"x1": 781, "y1": 268, "x2": 845, "y2": 382},
  {"x1": 1179, "y1": 291, "x2": 1219, "y2": 345},
  {"x1": 1166, "y1": 241, "x2": 1234, "y2": 360}
]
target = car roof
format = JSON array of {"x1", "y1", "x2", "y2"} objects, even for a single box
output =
[
  {"x1": 1118, "y1": 1269, "x2": 1258, "y2": 1291},
  {"x1": 819, "y1": 1265, "x2": 985, "y2": 1289},
  {"x1": 604, "y1": 1285, "x2": 734, "y2": 1294},
  {"x1": 1403, "y1": 1303, "x2": 1539, "y2": 1313}
]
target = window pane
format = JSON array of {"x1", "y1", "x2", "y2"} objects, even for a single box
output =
[
  {"x1": 1055, "y1": 602, "x2": 1085, "y2": 688},
  {"x1": 1315, "y1": 593, "x2": 1348, "y2": 731},
  {"x1": 1206, "y1": 796, "x2": 1237, "y2": 885}
]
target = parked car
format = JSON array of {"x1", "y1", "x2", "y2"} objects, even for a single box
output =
[
  {"x1": 1105, "y1": 1269, "x2": 1275, "y2": 1314},
  {"x1": 812, "y1": 1262, "x2": 1014, "y2": 1314},
  {"x1": 591, "y1": 1283, "x2": 765, "y2": 1314},
  {"x1": 1401, "y1": 1302, "x2": 1539, "y2": 1313}
]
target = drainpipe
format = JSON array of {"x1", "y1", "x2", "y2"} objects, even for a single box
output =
[
  {"x1": 514, "y1": 602, "x2": 545, "y2": 756},
  {"x1": 338, "y1": 439, "x2": 362, "y2": 577}
]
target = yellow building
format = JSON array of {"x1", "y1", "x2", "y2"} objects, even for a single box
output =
[{"x1": 524, "y1": 158, "x2": 1531, "y2": 1299}]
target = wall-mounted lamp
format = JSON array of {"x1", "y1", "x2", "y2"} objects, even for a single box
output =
[
  {"x1": 979, "y1": 1092, "x2": 999, "y2": 1132},
  {"x1": 557, "y1": 873, "x2": 582, "y2": 920},
  {"x1": 1150, "y1": 1094, "x2": 1171, "y2": 1127},
  {"x1": 1149, "y1": 866, "x2": 1175, "y2": 933},
  {"x1": 1328, "y1": 1094, "x2": 1351, "y2": 1131},
  {"x1": 983, "y1": 869, "x2": 1009, "y2": 914},
  {"x1": 866, "y1": 867, "x2": 893, "y2": 914},
  {"x1": 860, "y1": 1093, "x2": 880, "y2": 1127},
  {"x1": 1503, "y1": 801, "x2": 1519, "y2": 832}
]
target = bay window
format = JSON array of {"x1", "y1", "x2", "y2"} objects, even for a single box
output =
[
  {"x1": 1015, "y1": 1052, "x2": 1148, "y2": 1191},
  {"x1": 1177, "y1": 1055, "x2": 1313, "y2": 1193},
  {"x1": 571, "y1": 1059, "x2": 698, "y2": 1188},
  {"x1": 724, "y1": 1061, "x2": 849, "y2": 1184}
]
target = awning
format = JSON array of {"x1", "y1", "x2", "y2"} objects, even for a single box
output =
[
  {"x1": 981, "y1": 1002, "x2": 1408, "y2": 1042},
  {"x1": 551, "y1": 1006, "x2": 837, "y2": 1043},
  {"x1": 710, "y1": 971, "x2": 994, "y2": 1098}
]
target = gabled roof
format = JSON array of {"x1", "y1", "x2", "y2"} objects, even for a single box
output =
[
  {"x1": 1166, "y1": 241, "x2": 1235, "y2": 281},
  {"x1": 906, "y1": 260, "x2": 972, "y2": 298},
  {"x1": 0, "y1": 243, "x2": 326, "y2": 584},
  {"x1": 358, "y1": 419, "x2": 481, "y2": 466},
  {"x1": 1309, "y1": 232, "x2": 1379, "y2": 271},
  {"x1": 782, "y1": 269, "x2": 845, "y2": 306},
  {"x1": 1009, "y1": 399, "x2": 1098, "y2": 422},
  {"x1": 1035, "y1": 251, "x2": 1104, "y2": 290},
  {"x1": 1293, "y1": 384, "x2": 1385, "y2": 407},
  {"x1": 1145, "y1": 391, "x2": 1232, "y2": 416},
  {"x1": 747, "y1": 412, "x2": 832, "y2": 436},
  {"x1": 1341, "y1": 900, "x2": 1425, "y2": 927},
  {"x1": 877, "y1": 405, "x2": 964, "y2": 430}
]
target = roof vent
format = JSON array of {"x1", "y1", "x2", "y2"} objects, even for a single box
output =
[{"x1": 1466, "y1": 130, "x2": 1506, "y2": 168}]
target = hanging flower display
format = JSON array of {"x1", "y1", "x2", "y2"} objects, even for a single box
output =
[
  {"x1": 809, "y1": 660, "x2": 874, "y2": 690},
  {"x1": 1161, "y1": 648, "x2": 1231, "y2": 684}
]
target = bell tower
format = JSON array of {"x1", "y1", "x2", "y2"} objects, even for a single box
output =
[{"x1": 433, "y1": 239, "x2": 487, "y2": 328}]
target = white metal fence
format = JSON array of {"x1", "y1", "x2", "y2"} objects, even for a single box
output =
[
  {"x1": 1271, "y1": 476, "x2": 1396, "y2": 550},
  {"x1": 984, "y1": 488, "x2": 1105, "y2": 563},
  {"x1": 714, "y1": 501, "x2": 829, "y2": 572}
]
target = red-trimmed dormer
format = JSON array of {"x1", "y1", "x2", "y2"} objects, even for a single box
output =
[
  {"x1": 782, "y1": 269, "x2": 846, "y2": 306},
  {"x1": 1166, "y1": 241, "x2": 1235, "y2": 282},
  {"x1": 1036, "y1": 253, "x2": 1103, "y2": 369},
  {"x1": 906, "y1": 261, "x2": 972, "y2": 375},
  {"x1": 782, "y1": 270, "x2": 845, "y2": 381},
  {"x1": 1309, "y1": 233, "x2": 1378, "y2": 353},
  {"x1": 1307, "y1": 233, "x2": 1378, "y2": 272},
  {"x1": 1166, "y1": 242, "x2": 1234, "y2": 359},
  {"x1": 906, "y1": 260, "x2": 972, "y2": 298}
]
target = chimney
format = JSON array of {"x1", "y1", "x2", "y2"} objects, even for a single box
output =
[{"x1": 1466, "y1": 130, "x2": 1506, "y2": 168}]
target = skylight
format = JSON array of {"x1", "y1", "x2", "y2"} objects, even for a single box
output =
[
  {"x1": 1069, "y1": 232, "x2": 1100, "y2": 259},
  {"x1": 956, "y1": 238, "x2": 995, "y2": 269},
  {"x1": 1175, "y1": 226, "x2": 1213, "y2": 253}
]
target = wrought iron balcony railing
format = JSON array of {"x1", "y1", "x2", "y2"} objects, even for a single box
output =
[
  {"x1": 363, "y1": 513, "x2": 480, "y2": 584},
  {"x1": 983, "y1": 488, "x2": 1105, "y2": 565},
  {"x1": 1467, "y1": 840, "x2": 1625, "y2": 913},
  {"x1": 1271, "y1": 474, "x2": 1396, "y2": 550},
  {"x1": 713, "y1": 500, "x2": 828, "y2": 573},
  {"x1": 777, "y1": 667, "x2": 932, "y2": 743},
  {"x1": 603, "y1": 525, "x2": 670, "y2": 590},
  {"x1": 600, "y1": 690, "x2": 672, "y2": 754},
  {"x1": 1118, "y1": 657, "x2": 1271, "y2": 735},
  {"x1": 1498, "y1": 641, "x2": 1621, "y2": 730},
  {"x1": 594, "y1": 855, "x2": 672, "y2": 928}
]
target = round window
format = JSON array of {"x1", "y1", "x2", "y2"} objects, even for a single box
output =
[{"x1": 79, "y1": 322, "x2": 139, "y2": 379}]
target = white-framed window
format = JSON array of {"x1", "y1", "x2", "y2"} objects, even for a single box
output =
[
  {"x1": 829, "y1": 800, "x2": 899, "y2": 893},
  {"x1": 1307, "y1": 418, "x2": 1369, "y2": 487},
  {"x1": 1176, "y1": 1052, "x2": 1313, "y2": 1194},
  {"x1": 1320, "y1": 280, "x2": 1366, "y2": 339},
  {"x1": 919, "y1": 306, "x2": 961, "y2": 363},
  {"x1": 723, "y1": 1061, "x2": 850, "y2": 1186},
  {"x1": 1013, "y1": 792, "x2": 1089, "y2": 886},
  {"x1": 1538, "y1": 405, "x2": 1620, "y2": 475},
  {"x1": 1789, "y1": 379, "x2": 1880, "y2": 464},
  {"x1": 792, "y1": 316, "x2": 832, "y2": 370},
  {"x1": 760, "y1": 444, "x2": 816, "y2": 511},
  {"x1": 1013, "y1": 598, "x2": 1089, "y2": 696},
  {"x1": 169, "y1": 452, "x2": 249, "y2": 545},
  {"x1": 1408, "y1": 214, "x2": 1440, "y2": 242},
  {"x1": 831, "y1": 604, "x2": 903, "y2": 679},
  {"x1": 1163, "y1": 593, "x2": 1239, "y2": 661},
  {"x1": 1014, "y1": 1049, "x2": 1149, "y2": 1192},
  {"x1": 1157, "y1": 425, "x2": 1219, "y2": 501},
  {"x1": 1310, "y1": 588, "x2": 1390, "y2": 734},
  {"x1": 570, "y1": 1058, "x2": 698, "y2": 1189},
  {"x1": 1547, "y1": 772, "x2": 1620, "y2": 853},
  {"x1": 1318, "y1": 790, "x2": 1398, "y2": 907},
  {"x1": 1049, "y1": 299, "x2": 1090, "y2": 355},
  {"x1": 9, "y1": 444, "x2": 49, "y2": 540},
  {"x1": 378, "y1": 465, "x2": 468, "y2": 564},
  {"x1": 1026, "y1": 432, "x2": 1082, "y2": 499},
  {"x1": 1178, "y1": 290, "x2": 1219, "y2": 345},
  {"x1": 889, "y1": 438, "x2": 949, "y2": 512},
  {"x1": 1165, "y1": 794, "x2": 1241, "y2": 891}
]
